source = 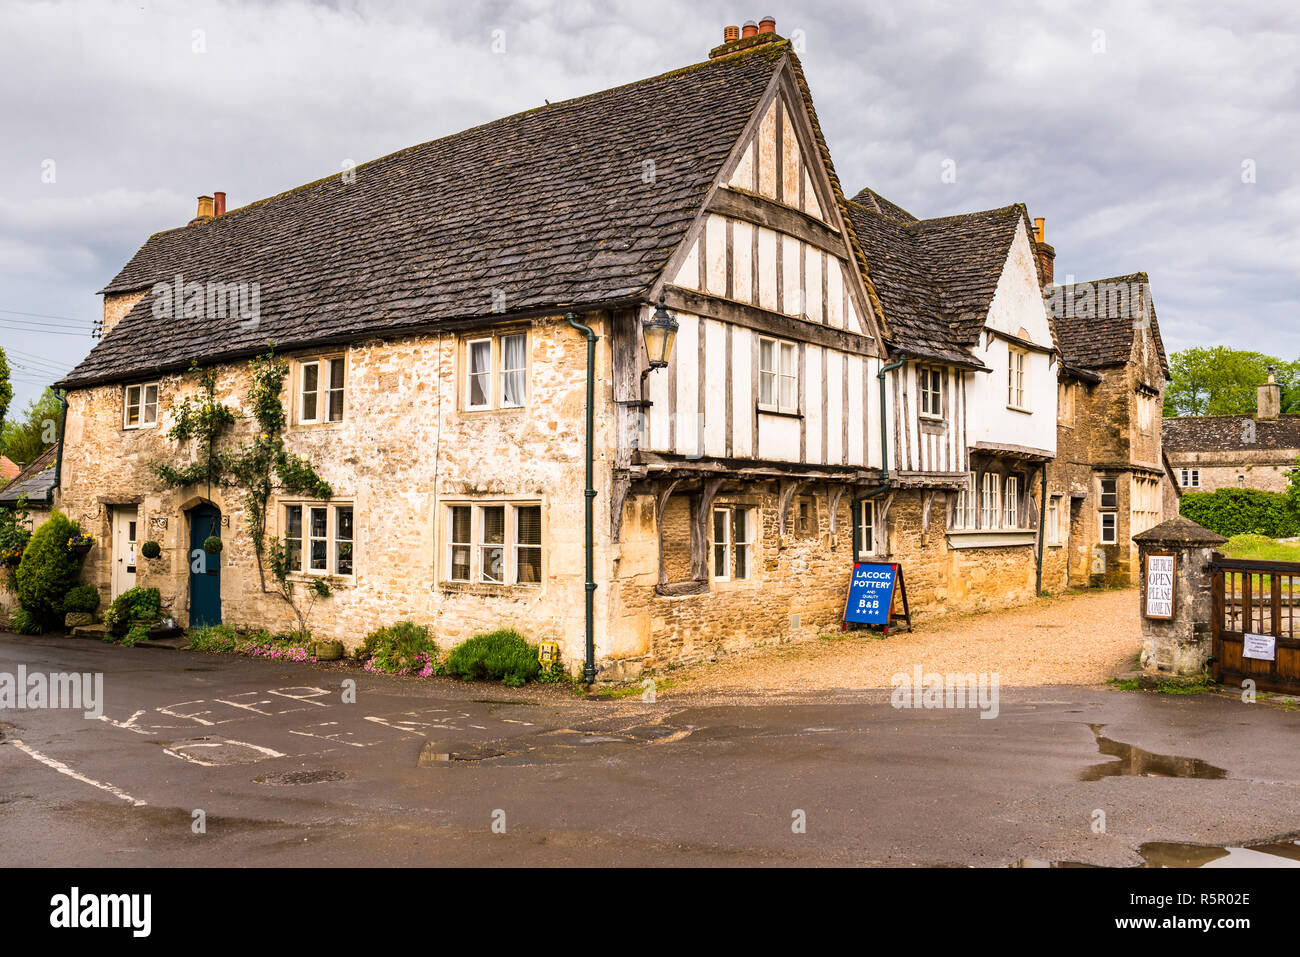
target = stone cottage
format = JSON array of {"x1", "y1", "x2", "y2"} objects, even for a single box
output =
[
  {"x1": 1045, "y1": 270, "x2": 1178, "y2": 585},
  {"x1": 1163, "y1": 373, "x2": 1300, "y2": 493},
  {"x1": 53, "y1": 21, "x2": 1163, "y2": 676}
]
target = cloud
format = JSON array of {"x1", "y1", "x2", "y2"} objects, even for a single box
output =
[{"x1": 0, "y1": 0, "x2": 1296, "y2": 411}]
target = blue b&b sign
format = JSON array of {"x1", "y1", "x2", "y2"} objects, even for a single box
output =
[{"x1": 844, "y1": 562, "x2": 898, "y2": 625}]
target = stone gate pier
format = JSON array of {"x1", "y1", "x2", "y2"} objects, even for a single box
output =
[{"x1": 1132, "y1": 516, "x2": 1226, "y2": 677}]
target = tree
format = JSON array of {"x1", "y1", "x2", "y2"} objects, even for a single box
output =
[
  {"x1": 155, "y1": 347, "x2": 334, "y2": 638},
  {"x1": 1164, "y1": 347, "x2": 1300, "y2": 417},
  {"x1": 0, "y1": 349, "x2": 13, "y2": 438},
  {"x1": 0, "y1": 387, "x2": 61, "y2": 468}
]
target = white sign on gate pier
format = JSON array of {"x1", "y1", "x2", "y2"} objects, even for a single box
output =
[{"x1": 1243, "y1": 633, "x2": 1277, "y2": 661}]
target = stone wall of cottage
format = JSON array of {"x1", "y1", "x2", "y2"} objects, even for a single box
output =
[
  {"x1": 604, "y1": 484, "x2": 1042, "y2": 676},
  {"x1": 59, "y1": 314, "x2": 615, "y2": 672}
]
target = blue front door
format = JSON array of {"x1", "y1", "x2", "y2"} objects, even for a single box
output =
[{"x1": 189, "y1": 504, "x2": 222, "y2": 627}]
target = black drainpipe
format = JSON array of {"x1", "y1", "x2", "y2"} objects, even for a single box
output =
[
  {"x1": 852, "y1": 357, "x2": 906, "y2": 561},
  {"x1": 566, "y1": 312, "x2": 598, "y2": 684},
  {"x1": 53, "y1": 389, "x2": 69, "y2": 492}
]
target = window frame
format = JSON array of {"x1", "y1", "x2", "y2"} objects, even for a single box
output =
[
  {"x1": 757, "y1": 336, "x2": 799, "y2": 415},
  {"x1": 712, "y1": 505, "x2": 756, "y2": 581},
  {"x1": 858, "y1": 499, "x2": 884, "y2": 557},
  {"x1": 1007, "y1": 346, "x2": 1029, "y2": 412},
  {"x1": 980, "y1": 472, "x2": 1002, "y2": 529},
  {"x1": 123, "y1": 381, "x2": 160, "y2": 430},
  {"x1": 950, "y1": 474, "x2": 978, "y2": 530},
  {"x1": 443, "y1": 500, "x2": 544, "y2": 587},
  {"x1": 462, "y1": 330, "x2": 530, "y2": 412},
  {"x1": 281, "y1": 500, "x2": 355, "y2": 578},
  {"x1": 297, "y1": 356, "x2": 346, "y2": 425},
  {"x1": 1004, "y1": 475, "x2": 1019, "y2": 529},
  {"x1": 1099, "y1": 511, "x2": 1118, "y2": 544},
  {"x1": 918, "y1": 366, "x2": 944, "y2": 419},
  {"x1": 1046, "y1": 495, "x2": 1062, "y2": 546},
  {"x1": 1099, "y1": 476, "x2": 1118, "y2": 510}
]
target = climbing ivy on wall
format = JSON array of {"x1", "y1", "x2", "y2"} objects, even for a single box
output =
[{"x1": 154, "y1": 346, "x2": 334, "y2": 636}]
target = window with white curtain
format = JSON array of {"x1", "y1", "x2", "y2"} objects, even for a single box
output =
[{"x1": 464, "y1": 331, "x2": 529, "y2": 410}]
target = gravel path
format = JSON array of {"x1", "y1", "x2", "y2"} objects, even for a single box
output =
[{"x1": 663, "y1": 588, "x2": 1141, "y2": 694}]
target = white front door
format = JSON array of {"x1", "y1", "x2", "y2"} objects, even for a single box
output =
[{"x1": 111, "y1": 506, "x2": 138, "y2": 598}]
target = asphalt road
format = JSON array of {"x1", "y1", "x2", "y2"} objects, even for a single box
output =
[{"x1": 2, "y1": 633, "x2": 1299, "y2": 867}]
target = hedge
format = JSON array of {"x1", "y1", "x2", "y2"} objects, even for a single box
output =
[{"x1": 1179, "y1": 488, "x2": 1300, "y2": 539}]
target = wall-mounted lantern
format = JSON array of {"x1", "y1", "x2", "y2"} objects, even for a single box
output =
[{"x1": 642, "y1": 294, "x2": 679, "y2": 372}]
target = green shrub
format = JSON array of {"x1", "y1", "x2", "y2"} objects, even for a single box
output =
[
  {"x1": 14, "y1": 510, "x2": 84, "y2": 628},
  {"x1": 203, "y1": 535, "x2": 223, "y2": 554},
  {"x1": 1180, "y1": 488, "x2": 1300, "y2": 538},
  {"x1": 445, "y1": 628, "x2": 541, "y2": 686},
  {"x1": 61, "y1": 584, "x2": 101, "y2": 614},
  {"x1": 103, "y1": 586, "x2": 162, "y2": 636},
  {"x1": 9, "y1": 606, "x2": 43, "y2": 635},
  {"x1": 187, "y1": 623, "x2": 243, "y2": 653},
  {"x1": 140, "y1": 540, "x2": 161, "y2": 560},
  {"x1": 359, "y1": 620, "x2": 441, "y2": 676}
]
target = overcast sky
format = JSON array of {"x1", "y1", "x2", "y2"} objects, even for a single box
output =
[{"x1": 1, "y1": 0, "x2": 1297, "y2": 413}]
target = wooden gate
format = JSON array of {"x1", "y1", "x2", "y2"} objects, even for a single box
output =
[{"x1": 1211, "y1": 553, "x2": 1300, "y2": 694}]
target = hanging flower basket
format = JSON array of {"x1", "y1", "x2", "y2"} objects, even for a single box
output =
[
  {"x1": 141, "y1": 540, "x2": 162, "y2": 560},
  {"x1": 203, "y1": 535, "x2": 223, "y2": 555},
  {"x1": 67, "y1": 533, "x2": 95, "y2": 558},
  {"x1": 2, "y1": 548, "x2": 23, "y2": 568}
]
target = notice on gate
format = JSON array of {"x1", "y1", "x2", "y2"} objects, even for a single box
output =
[
  {"x1": 844, "y1": 562, "x2": 897, "y2": 625},
  {"x1": 1144, "y1": 552, "x2": 1176, "y2": 620},
  {"x1": 1243, "y1": 633, "x2": 1277, "y2": 661}
]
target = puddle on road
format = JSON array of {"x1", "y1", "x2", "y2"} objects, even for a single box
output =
[
  {"x1": 1014, "y1": 839, "x2": 1300, "y2": 869},
  {"x1": 1081, "y1": 724, "x2": 1228, "y2": 781}
]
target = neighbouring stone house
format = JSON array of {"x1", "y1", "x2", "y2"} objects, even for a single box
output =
[
  {"x1": 1163, "y1": 373, "x2": 1300, "y2": 494},
  {"x1": 52, "y1": 21, "x2": 1163, "y2": 675},
  {"x1": 1045, "y1": 271, "x2": 1178, "y2": 585},
  {"x1": 0, "y1": 444, "x2": 62, "y2": 616}
]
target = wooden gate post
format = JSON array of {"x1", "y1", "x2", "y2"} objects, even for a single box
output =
[{"x1": 1132, "y1": 517, "x2": 1226, "y2": 678}]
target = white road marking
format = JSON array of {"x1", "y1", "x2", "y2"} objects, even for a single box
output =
[
  {"x1": 6, "y1": 738, "x2": 147, "y2": 806},
  {"x1": 98, "y1": 711, "x2": 156, "y2": 736},
  {"x1": 161, "y1": 738, "x2": 286, "y2": 766}
]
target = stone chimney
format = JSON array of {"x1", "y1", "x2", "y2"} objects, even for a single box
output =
[
  {"x1": 1032, "y1": 217, "x2": 1055, "y2": 287},
  {"x1": 1257, "y1": 369, "x2": 1281, "y2": 420},
  {"x1": 710, "y1": 17, "x2": 781, "y2": 58},
  {"x1": 189, "y1": 194, "x2": 215, "y2": 226}
]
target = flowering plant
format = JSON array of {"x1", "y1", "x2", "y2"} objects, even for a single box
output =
[{"x1": 67, "y1": 533, "x2": 96, "y2": 551}]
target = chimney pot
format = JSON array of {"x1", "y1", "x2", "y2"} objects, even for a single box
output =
[
  {"x1": 724, "y1": 24, "x2": 740, "y2": 42},
  {"x1": 741, "y1": 20, "x2": 758, "y2": 38},
  {"x1": 193, "y1": 195, "x2": 214, "y2": 223},
  {"x1": 214, "y1": 191, "x2": 226, "y2": 216},
  {"x1": 758, "y1": 16, "x2": 776, "y2": 34},
  {"x1": 1033, "y1": 217, "x2": 1045, "y2": 244}
]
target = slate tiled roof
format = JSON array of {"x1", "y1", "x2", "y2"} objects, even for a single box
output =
[
  {"x1": 1052, "y1": 273, "x2": 1169, "y2": 377},
  {"x1": 0, "y1": 445, "x2": 58, "y2": 506},
  {"x1": 909, "y1": 205, "x2": 1027, "y2": 345},
  {"x1": 1163, "y1": 414, "x2": 1300, "y2": 454},
  {"x1": 842, "y1": 194, "x2": 1028, "y2": 367},
  {"x1": 61, "y1": 43, "x2": 790, "y2": 389}
]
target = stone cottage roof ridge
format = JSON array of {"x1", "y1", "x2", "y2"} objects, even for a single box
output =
[{"x1": 64, "y1": 42, "x2": 791, "y2": 390}]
